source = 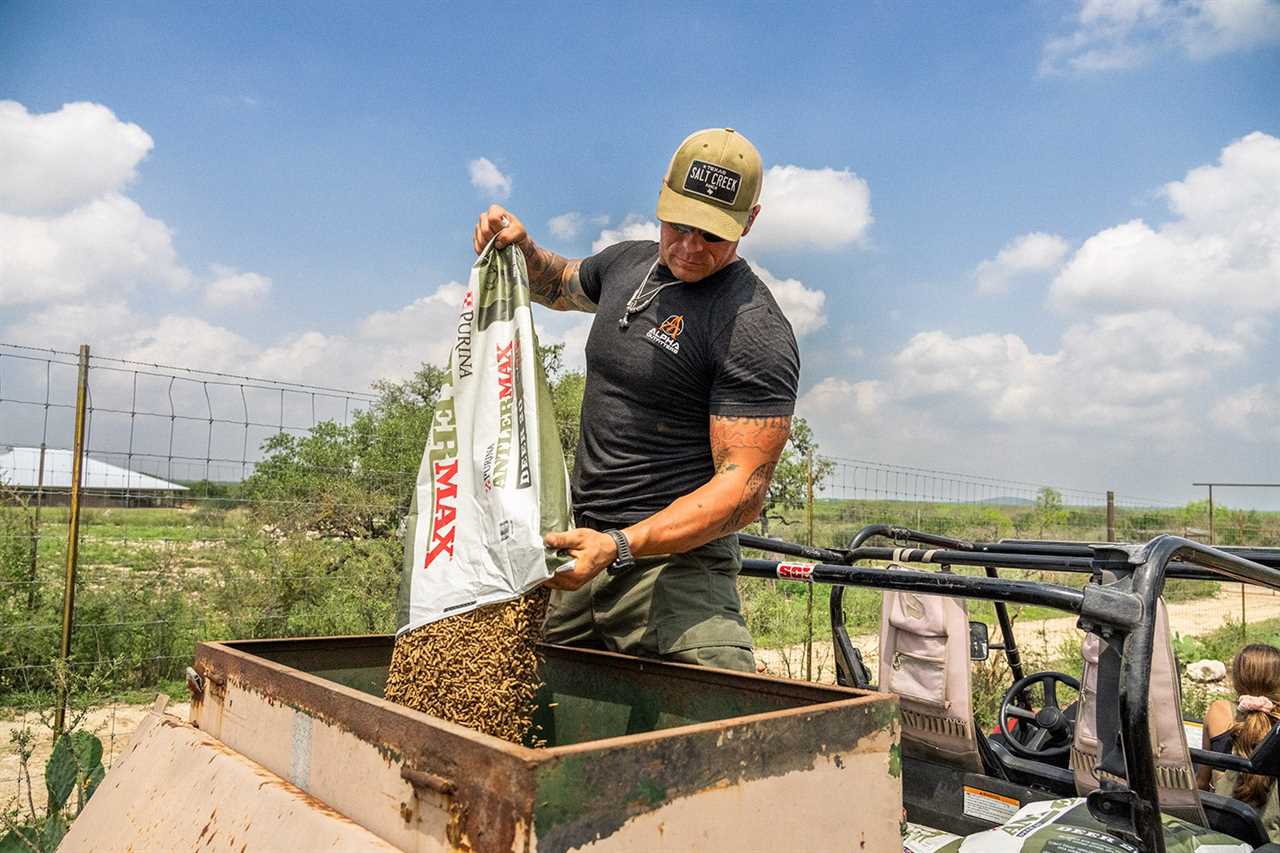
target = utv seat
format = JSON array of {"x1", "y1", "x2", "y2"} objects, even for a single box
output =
[
  {"x1": 1072, "y1": 599, "x2": 1271, "y2": 848},
  {"x1": 878, "y1": 579, "x2": 983, "y2": 772}
]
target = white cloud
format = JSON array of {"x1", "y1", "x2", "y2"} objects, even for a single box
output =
[
  {"x1": 750, "y1": 262, "x2": 827, "y2": 336},
  {"x1": 204, "y1": 266, "x2": 272, "y2": 308},
  {"x1": 0, "y1": 101, "x2": 153, "y2": 215},
  {"x1": 591, "y1": 216, "x2": 660, "y2": 253},
  {"x1": 801, "y1": 310, "x2": 1244, "y2": 461},
  {"x1": 1051, "y1": 131, "x2": 1280, "y2": 312},
  {"x1": 1213, "y1": 382, "x2": 1280, "y2": 440},
  {"x1": 0, "y1": 101, "x2": 285, "y2": 313},
  {"x1": 5, "y1": 281, "x2": 468, "y2": 394},
  {"x1": 8, "y1": 300, "x2": 258, "y2": 374},
  {"x1": 468, "y1": 157, "x2": 512, "y2": 199},
  {"x1": 548, "y1": 212, "x2": 583, "y2": 240},
  {"x1": 800, "y1": 376, "x2": 884, "y2": 419},
  {"x1": 0, "y1": 194, "x2": 191, "y2": 307},
  {"x1": 745, "y1": 165, "x2": 873, "y2": 252},
  {"x1": 1042, "y1": 0, "x2": 1280, "y2": 73},
  {"x1": 974, "y1": 232, "x2": 1071, "y2": 295}
]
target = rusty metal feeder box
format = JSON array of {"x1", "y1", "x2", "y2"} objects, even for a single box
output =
[{"x1": 72, "y1": 636, "x2": 901, "y2": 852}]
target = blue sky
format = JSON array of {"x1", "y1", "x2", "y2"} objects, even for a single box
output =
[{"x1": 2, "y1": 1, "x2": 1279, "y2": 504}]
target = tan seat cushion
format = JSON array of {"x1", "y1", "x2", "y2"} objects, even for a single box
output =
[{"x1": 879, "y1": 573, "x2": 982, "y2": 772}]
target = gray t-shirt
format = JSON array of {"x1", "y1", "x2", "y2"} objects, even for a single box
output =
[{"x1": 573, "y1": 240, "x2": 800, "y2": 524}]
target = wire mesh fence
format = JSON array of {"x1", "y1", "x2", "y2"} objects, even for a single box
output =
[
  {"x1": 0, "y1": 340, "x2": 1273, "y2": 809},
  {"x1": 0, "y1": 342, "x2": 405, "y2": 818}
]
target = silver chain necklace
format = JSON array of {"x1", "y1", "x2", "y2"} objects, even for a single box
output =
[{"x1": 618, "y1": 259, "x2": 681, "y2": 329}]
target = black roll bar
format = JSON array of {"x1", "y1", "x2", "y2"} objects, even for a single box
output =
[
  {"x1": 736, "y1": 533, "x2": 847, "y2": 564},
  {"x1": 739, "y1": 559, "x2": 1088, "y2": 618},
  {"x1": 1096, "y1": 535, "x2": 1280, "y2": 851}
]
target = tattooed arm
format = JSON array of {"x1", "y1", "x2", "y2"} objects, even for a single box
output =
[
  {"x1": 545, "y1": 414, "x2": 791, "y2": 590},
  {"x1": 473, "y1": 204, "x2": 596, "y2": 313}
]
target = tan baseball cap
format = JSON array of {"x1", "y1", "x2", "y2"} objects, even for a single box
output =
[{"x1": 656, "y1": 128, "x2": 763, "y2": 242}]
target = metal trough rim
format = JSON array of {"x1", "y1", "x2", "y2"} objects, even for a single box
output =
[{"x1": 193, "y1": 635, "x2": 889, "y2": 763}]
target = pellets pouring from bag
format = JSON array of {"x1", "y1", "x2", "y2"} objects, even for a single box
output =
[{"x1": 395, "y1": 238, "x2": 573, "y2": 633}]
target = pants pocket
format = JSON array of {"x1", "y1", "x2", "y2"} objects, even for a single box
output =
[{"x1": 651, "y1": 538, "x2": 753, "y2": 655}]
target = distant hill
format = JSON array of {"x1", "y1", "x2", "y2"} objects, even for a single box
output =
[{"x1": 975, "y1": 496, "x2": 1035, "y2": 507}]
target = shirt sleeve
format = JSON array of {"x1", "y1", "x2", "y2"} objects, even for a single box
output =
[
  {"x1": 708, "y1": 303, "x2": 800, "y2": 417},
  {"x1": 578, "y1": 240, "x2": 650, "y2": 304}
]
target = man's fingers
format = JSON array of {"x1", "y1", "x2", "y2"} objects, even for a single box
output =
[
  {"x1": 473, "y1": 206, "x2": 522, "y2": 252},
  {"x1": 544, "y1": 531, "x2": 573, "y2": 549},
  {"x1": 474, "y1": 213, "x2": 492, "y2": 254},
  {"x1": 544, "y1": 573, "x2": 583, "y2": 591}
]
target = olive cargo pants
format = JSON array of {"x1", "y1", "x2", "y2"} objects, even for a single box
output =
[{"x1": 542, "y1": 527, "x2": 756, "y2": 673}]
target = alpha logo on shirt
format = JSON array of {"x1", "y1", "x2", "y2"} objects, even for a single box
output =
[
  {"x1": 658, "y1": 314, "x2": 684, "y2": 338},
  {"x1": 683, "y1": 160, "x2": 742, "y2": 206},
  {"x1": 646, "y1": 315, "x2": 683, "y2": 354}
]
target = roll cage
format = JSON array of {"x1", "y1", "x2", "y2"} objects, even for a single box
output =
[{"x1": 737, "y1": 526, "x2": 1280, "y2": 852}]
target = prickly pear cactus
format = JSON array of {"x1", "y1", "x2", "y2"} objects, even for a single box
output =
[
  {"x1": 45, "y1": 735, "x2": 76, "y2": 813},
  {"x1": 70, "y1": 730, "x2": 105, "y2": 809},
  {"x1": 44, "y1": 731, "x2": 105, "y2": 817}
]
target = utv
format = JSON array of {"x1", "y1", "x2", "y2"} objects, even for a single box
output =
[{"x1": 741, "y1": 526, "x2": 1280, "y2": 852}]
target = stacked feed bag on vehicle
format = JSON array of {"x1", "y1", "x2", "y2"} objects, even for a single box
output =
[
  {"x1": 905, "y1": 798, "x2": 1250, "y2": 852},
  {"x1": 384, "y1": 238, "x2": 572, "y2": 744},
  {"x1": 902, "y1": 823, "x2": 964, "y2": 852}
]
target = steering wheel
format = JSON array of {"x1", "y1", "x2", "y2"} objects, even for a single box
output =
[{"x1": 998, "y1": 671, "x2": 1080, "y2": 760}]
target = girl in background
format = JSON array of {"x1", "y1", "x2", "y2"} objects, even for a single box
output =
[{"x1": 1200, "y1": 643, "x2": 1280, "y2": 841}]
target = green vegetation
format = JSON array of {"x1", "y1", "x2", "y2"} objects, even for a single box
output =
[
  {"x1": 1173, "y1": 616, "x2": 1280, "y2": 667},
  {"x1": 0, "y1": 351, "x2": 1269, "y2": 723},
  {"x1": 1, "y1": 664, "x2": 110, "y2": 851}
]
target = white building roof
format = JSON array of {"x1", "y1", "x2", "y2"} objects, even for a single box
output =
[{"x1": 0, "y1": 446, "x2": 188, "y2": 492}]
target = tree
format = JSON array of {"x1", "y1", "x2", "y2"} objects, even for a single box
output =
[
  {"x1": 539, "y1": 344, "x2": 586, "y2": 471},
  {"x1": 243, "y1": 362, "x2": 448, "y2": 539},
  {"x1": 1034, "y1": 486, "x2": 1065, "y2": 538},
  {"x1": 758, "y1": 417, "x2": 833, "y2": 539},
  {"x1": 244, "y1": 349, "x2": 583, "y2": 538}
]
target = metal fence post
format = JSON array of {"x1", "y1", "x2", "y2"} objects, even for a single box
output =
[
  {"x1": 54, "y1": 344, "x2": 90, "y2": 734},
  {"x1": 1106, "y1": 490, "x2": 1115, "y2": 542},
  {"x1": 804, "y1": 451, "x2": 814, "y2": 682},
  {"x1": 1208, "y1": 484, "x2": 1215, "y2": 546}
]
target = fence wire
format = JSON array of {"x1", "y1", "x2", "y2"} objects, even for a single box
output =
[
  {"x1": 0, "y1": 342, "x2": 401, "y2": 813},
  {"x1": 0, "y1": 340, "x2": 1272, "y2": 805}
]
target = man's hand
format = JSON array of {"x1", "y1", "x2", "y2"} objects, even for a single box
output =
[
  {"x1": 543, "y1": 528, "x2": 618, "y2": 591},
  {"x1": 470, "y1": 205, "x2": 594, "y2": 313},
  {"x1": 473, "y1": 204, "x2": 527, "y2": 254}
]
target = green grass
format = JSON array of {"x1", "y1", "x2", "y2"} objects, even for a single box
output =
[{"x1": 1173, "y1": 616, "x2": 1280, "y2": 666}]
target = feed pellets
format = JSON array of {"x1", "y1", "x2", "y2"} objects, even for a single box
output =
[{"x1": 385, "y1": 587, "x2": 549, "y2": 745}]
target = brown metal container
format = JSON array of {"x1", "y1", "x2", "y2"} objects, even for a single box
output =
[{"x1": 96, "y1": 637, "x2": 902, "y2": 852}]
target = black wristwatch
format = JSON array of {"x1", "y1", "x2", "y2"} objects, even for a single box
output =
[{"x1": 603, "y1": 529, "x2": 635, "y2": 576}]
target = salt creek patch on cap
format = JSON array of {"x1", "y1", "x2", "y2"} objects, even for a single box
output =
[
  {"x1": 657, "y1": 127, "x2": 763, "y2": 241},
  {"x1": 683, "y1": 159, "x2": 742, "y2": 206}
]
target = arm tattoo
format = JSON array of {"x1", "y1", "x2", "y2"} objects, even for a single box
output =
[
  {"x1": 710, "y1": 414, "x2": 792, "y2": 453},
  {"x1": 519, "y1": 238, "x2": 596, "y2": 313},
  {"x1": 712, "y1": 444, "x2": 739, "y2": 476},
  {"x1": 720, "y1": 462, "x2": 776, "y2": 533}
]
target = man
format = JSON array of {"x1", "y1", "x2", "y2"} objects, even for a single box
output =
[{"x1": 472, "y1": 128, "x2": 799, "y2": 672}]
